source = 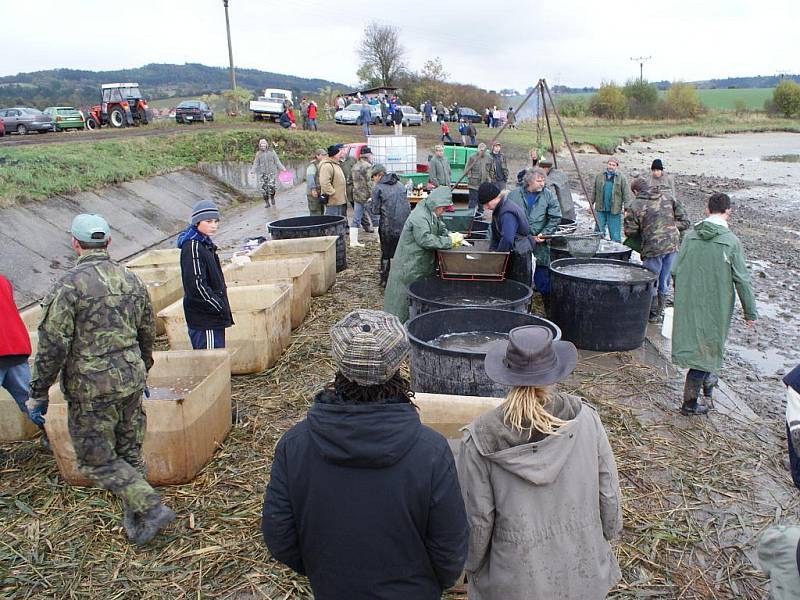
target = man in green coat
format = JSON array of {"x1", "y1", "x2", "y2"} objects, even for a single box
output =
[
  {"x1": 671, "y1": 193, "x2": 757, "y2": 416},
  {"x1": 507, "y1": 167, "x2": 562, "y2": 312},
  {"x1": 592, "y1": 157, "x2": 632, "y2": 242},
  {"x1": 383, "y1": 187, "x2": 460, "y2": 322}
]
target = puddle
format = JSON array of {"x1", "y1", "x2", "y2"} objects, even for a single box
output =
[
  {"x1": 762, "y1": 154, "x2": 800, "y2": 163},
  {"x1": 728, "y1": 344, "x2": 792, "y2": 376}
]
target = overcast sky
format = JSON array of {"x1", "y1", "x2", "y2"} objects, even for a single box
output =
[{"x1": 2, "y1": 0, "x2": 797, "y2": 90}]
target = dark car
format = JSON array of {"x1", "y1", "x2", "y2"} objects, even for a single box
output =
[
  {"x1": 452, "y1": 107, "x2": 482, "y2": 123},
  {"x1": 175, "y1": 100, "x2": 214, "y2": 124},
  {"x1": 0, "y1": 107, "x2": 53, "y2": 134}
]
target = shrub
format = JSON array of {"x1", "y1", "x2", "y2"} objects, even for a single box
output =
[
  {"x1": 555, "y1": 96, "x2": 589, "y2": 118},
  {"x1": 773, "y1": 80, "x2": 800, "y2": 117},
  {"x1": 664, "y1": 82, "x2": 702, "y2": 118},
  {"x1": 623, "y1": 79, "x2": 659, "y2": 118},
  {"x1": 589, "y1": 82, "x2": 628, "y2": 120}
]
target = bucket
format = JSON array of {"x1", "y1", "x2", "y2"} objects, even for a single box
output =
[
  {"x1": 268, "y1": 215, "x2": 348, "y2": 272},
  {"x1": 406, "y1": 308, "x2": 561, "y2": 397},
  {"x1": 407, "y1": 277, "x2": 532, "y2": 319},
  {"x1": 549, "y1": 258, "x2": 656, "y2": 351},
  {"x1": 248, "y1": 236, "x2": 337, "y2": 296},
  {"x1": 45, "y1": 350, "x2": 232, "y2": 486},
  {"x1": 277, "y1": 170, "x2": 294, "y2": 189}
]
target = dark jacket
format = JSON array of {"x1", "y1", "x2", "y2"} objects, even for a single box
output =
[
  {"x1": 262, "y1": 389, "x2": 469, "y2": 600},
  {"x1": 177, "y1": 226, "x2": 234, "y2": 330},
  {"x1": 370, "y1": 173, "x2": 411, "y2": 239},
  {"x1": 489, "y1": 197, "x2": 530, "y2": 252},
  {"x1": 392, "y1": 109, "x2": 404, "y2": 125}
]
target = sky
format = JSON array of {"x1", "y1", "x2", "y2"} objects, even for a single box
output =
[{"x1": 1, "y1": 0, "x2": 798, "y2": 91}]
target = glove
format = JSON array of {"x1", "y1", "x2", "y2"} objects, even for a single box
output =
[
  {"x1": 25, "y1": 396, "x2": 49, "y2": 427},
  {"x1": 144, "y1": 386, "x2": 150, "y2": 399},
  {"x1": 319, "y1": 194, "x2": 329, "y2": 205},
  {"x1": 449, "y1": 232, "x2": 465, "y2": 248}
]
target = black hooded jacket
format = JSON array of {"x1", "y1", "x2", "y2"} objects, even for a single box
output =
[
  {"x1": 370, "y1": 173, "x2": 410, "y2": 240},
  {"x1": 262, "y1": 390, "x2": 469, "y2": 600}
]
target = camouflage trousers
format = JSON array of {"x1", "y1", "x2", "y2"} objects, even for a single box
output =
[
  {"x1": 260, "y1": 173, "x2": 277, "y2": 203},
  {"x1": 67, "y1": 391, "x2": 160, "y2": 514}
]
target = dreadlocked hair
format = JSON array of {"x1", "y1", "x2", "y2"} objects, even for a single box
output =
[
  {"x1": 327, "y1": 372, "x2": 416, "y2": 406},
  {"x1": 502, "y1": 386, "x2": 569, "y2": 438}
]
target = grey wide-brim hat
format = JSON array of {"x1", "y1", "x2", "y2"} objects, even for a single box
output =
[{"x1": 484, "y1": 325, "x2": 577, "y2": 387}]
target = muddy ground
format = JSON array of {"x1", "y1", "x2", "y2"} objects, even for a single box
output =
[{"x1": 1, "y1": 131, "x2": 799, "y2": 599}]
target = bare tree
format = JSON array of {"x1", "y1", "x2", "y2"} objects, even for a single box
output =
[{"x1": 357, "y1": 22, "x2": 406, "y2": 87}]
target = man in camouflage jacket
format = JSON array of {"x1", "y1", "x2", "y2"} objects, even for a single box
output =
[
  {"x1": 350, "y1": 147, "x2": 376, "y2": 245},
  {"x1": 27, "y1": 214, "x2": 176, "y2": 546},
  {"x1": 624, "y1": 179, "x2": 691, "y2": 322}
]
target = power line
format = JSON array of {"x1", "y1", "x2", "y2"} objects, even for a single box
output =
[{"x1": 630, "y1": 56, "x2": 652, "y2": 82}]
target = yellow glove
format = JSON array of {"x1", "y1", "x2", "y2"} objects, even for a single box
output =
[{"x1": 449, "y1": 232, "x2": 464, "y2": 248}]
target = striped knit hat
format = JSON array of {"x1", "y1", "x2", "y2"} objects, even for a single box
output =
[
  {"x1": 330, "y1": 309, "x2": 409, "y2": 386},
  {"x1": 190, "y1": 200, "x2": 220, "y2": 225}
]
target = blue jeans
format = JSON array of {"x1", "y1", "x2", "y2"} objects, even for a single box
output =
[
  {"x1": 362, "y1": 122, "x2": 370, "y2": 137},
  {"x1": 468, "y1": 189, "x2": 479, "y2": 210},
  {"x1": 642, "y1": 252, "x2": 676, "y2": 296},
  {"x1": 188, "y1": 328, "x2": 226, "y2": 350},
  {"x1": 595, "y1": 211, "x2": 622, "y2": 241},
  {"x1": 351, "y1": 202, "x2": 367, "y2": 228},
  {"x1": 534, "y1": 265, "x2": 550, "y2": 295},
  {"x1": 325, "y1": 204, "x2": 347, "y2": 217},
  {"x1": 0, "y1": 361, "x2": 30, "y2": 414}
]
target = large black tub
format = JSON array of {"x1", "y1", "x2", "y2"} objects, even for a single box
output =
[
  {"x1": 549, "y1": 258, "x2": 656, "y2": 351},
  {"x1": 268, "y1": 215, "x2": 348, "y2": 272},
  {"x1": 408, "y1": 277, "x2": 533, "y2": 318},
  {"x1": 550, "y1": 238, "x2": 633, "y2": 262},
  {"x1": 407, "y1": 308, "x2": 561, "y2": 397}
]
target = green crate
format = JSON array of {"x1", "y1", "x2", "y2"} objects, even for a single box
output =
[
  {"x1": 397, "y1": 172, "x2": 430, "y2": 186},
  {"x1": 450, "y1": 166, "x2": 465, "y2": 184},
  {"x1": 443, "y1": 146, "x2": 458, "y2": 164},
  {"x1": 464, "y1": 147, "x2": 478, "y2": 161},
  {"x1": 441, "y1": 207, "x2": 476, "y2": 233}
]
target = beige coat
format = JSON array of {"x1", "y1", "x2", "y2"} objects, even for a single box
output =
[
  {"x1": 317, "y1": 157, "x2": 347, "y2": 206},
  {"x1": 457, "y1": 393, "x2": 623, "y2": 600}
]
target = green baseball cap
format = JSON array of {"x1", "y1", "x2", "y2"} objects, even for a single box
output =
[{"x1": 71, "y1": 213, "x2": 110, "y2": 243}]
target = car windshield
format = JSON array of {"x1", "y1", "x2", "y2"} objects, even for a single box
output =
[
  {"x1": 345, "y1": 104, "x2": 363, "y2": 111},
  {"x1": 22, "y1": 108, "x2": 43, "y2": 115},
  {"x1": 268, "y1": 93, "x2": 287, "y2": 100},
  {"x1": 461, "y1": 108, "x2": 476, "y2": 115},
  {"x1": 400, "y1": 106, "x2": 417, "y2": 113},
  {"x1": 57, "y1": 108, "x2": 80, "y2": 115},
  {"x1": 178, "y1": 101, "x2": 201, "y2": 109},
  {"x1": 120, "y1": 87, "x2": 142, "y2": 99}
]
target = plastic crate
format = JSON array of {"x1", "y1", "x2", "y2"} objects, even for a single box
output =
[
  {"x1": 398, "y1": 172, "x2": 430, "y2": 187},
  {"x1": 437, "y1": 248, "x2": 509, "y2": 281}
]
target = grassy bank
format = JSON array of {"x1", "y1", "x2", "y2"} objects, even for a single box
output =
[
  {"x1": 555, "y1": 88, "x2": 775, "y2": 110},
  {"x1": 0, "y1": 128, "x2": 338, "y2": 206},
  {"x1": 496, "y1": 113, "x2": 800, "y2": 154}
]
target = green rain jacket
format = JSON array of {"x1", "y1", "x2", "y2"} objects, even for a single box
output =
[
  {"x1": 757, "y1": 525, "x2": 800, "y2": 600},
  {"x1": 383, "y1": 188, "x2": 454, "y2": 322},
  {"x1": 671, "y1": 219, "x2": 757, "y2": 373},
  {"x1": 507, "y1": 186, "x2": 562, "y2": 265}
]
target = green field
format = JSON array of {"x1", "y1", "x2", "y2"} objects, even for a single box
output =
[{"x1": 555, "y1": 88, "x2": 775, "y2": 111}]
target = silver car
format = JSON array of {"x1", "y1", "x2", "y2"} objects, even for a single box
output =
[
  {"x1": 335, "y1": 103, "x2": 382, "y2": 125},
  {"x1": 0, "y1": 107, "x2": 53, "y2": 134},
  {"x1": 386, "y1": 105, "x2": 423, "y2": 127}
]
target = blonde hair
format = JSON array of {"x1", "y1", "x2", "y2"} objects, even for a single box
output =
[{"x1": 502, "y1": 386, "x2": 569, "y2": 437}]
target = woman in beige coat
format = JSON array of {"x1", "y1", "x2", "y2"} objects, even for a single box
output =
[{"x1": 457, "y1": 325, "x2": 623, "y2": 600}]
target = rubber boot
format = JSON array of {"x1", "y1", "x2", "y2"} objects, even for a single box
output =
[
  {"x1": 702, "y1": 373, "x2": 719, "y2": 400},
  {"x1": 130, "y1": 503, "x2": 176, "y2": 546},
  {"x1": 122, "y1": 501, "x2": 140, "y2": 541},
  {"x1": 648, "y1": 295, "x2": 662, "y2": 323},
  {"x1": 380, "y1": 259, "x2": 390, "y2": 288},
  {"x1": 349, "y1": 227, "x2": 365, "y2": 248},
  {"x1": 361, "y1": 212, "x2": 373, "y2": 233},
  {"x1": 680, "y1": 373, "x2": 709, "y2": 416}
]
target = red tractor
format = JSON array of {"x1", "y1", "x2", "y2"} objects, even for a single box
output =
[{"x1": 85, "y1": 83, "x2": 150, "y2": 130}]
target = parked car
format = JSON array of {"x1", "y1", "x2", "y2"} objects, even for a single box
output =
[
  {"x1": 335, "y1": 103, "x2": 382, "y2": 125},
  {"x1": 0, "y1": 107, "x2": 53, "y2": 134},
  {"x1": 250, "y1": 88, "x2": 293, "y2": 121},
  {"x1": 43, "y1": 106, "x2": 85, "y2": 131},
  {"x1": 175, "y1": 100, "x2": 214, "y2": 124},
  {"x1": 452, "y1": 107, "x2": 482, "y2": 123},
  {"x1": 0, "y1": 117, "x2": 4, "y2": 137},
  {"x1": 385, "y1": 105, "x2": 423, "y2": 127}
]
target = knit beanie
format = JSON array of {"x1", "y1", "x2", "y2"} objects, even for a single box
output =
[
  {"x1": 478, "y1": 182, "x2": 501, "y2": 205},
  {"x1": 190, "y1": 200, "x2": 220, "y2": 225},
  {"x1": 651, "y1": 159, "x2": 664, "y2": 171}
]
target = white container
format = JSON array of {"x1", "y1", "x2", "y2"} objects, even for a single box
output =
[
  {"x1": 661, "y1": 307, "x2": 674, "y2": 339},
  {"x1": 368, "y1": 135, "x2": 417, "y2": 174}
]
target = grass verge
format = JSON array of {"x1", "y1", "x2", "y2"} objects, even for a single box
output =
[{"x1": 0, "y1": 128, "x2": 338, "y2": 206}]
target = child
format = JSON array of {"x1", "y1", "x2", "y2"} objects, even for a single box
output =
[
  {"x1": 177, "y1": 200, "x2": 233, "y2": 349},
  {"x1": 441, "y1": 120, "x2": 454, "y2": 144}
]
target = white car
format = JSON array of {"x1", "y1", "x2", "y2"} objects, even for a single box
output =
[
  {"x1": 385, "y1": 105, "x2": 423, "y2": 127},
  {"x1": 335, "y1": 103, "x2": 382, "y2": 125}
]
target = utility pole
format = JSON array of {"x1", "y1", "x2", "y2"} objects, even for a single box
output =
[
  {"x1": 223, "y1": 0, "x2": 236, "y2": 90},
  {"x1": 630, "y1": 56, "x2": 652, "y2": 82}
]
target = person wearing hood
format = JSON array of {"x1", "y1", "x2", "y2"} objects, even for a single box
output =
[
  {"x1": 262, "y1": 309, "x2": 469, "y2": 600},
  {"x1": 478, "y1": 182, "x2": 533, "y2": 287},
  {"x1": 783, "y1": 364, "x2": 800, "y2": 490},
  {"x1": 457, "y1": 325, "x2": 623, "y2": 600},
  {"x1": 383, "y1": 187, "x2": 463, "y2": 322},
  {"x1": 177, "y1": 200, "x2": 234, "y2": 350},
  {"x1": 671, "y1": 192, "x2": 757, "y2": 416},
  {"x1": 757, "y1": 523, "x2": 800, "y2": 600},
  {"x1": 592, "y1": 157, "x2": 632, "y2": 241},
  {"x1": 624, "y1": 178, "x2": 690, "y2": 323},
  {"x1": 250, "y1": 138, "x2": 286, "y2": 207},
  {"x1": 369, "y1": 165, "x2": 411, "y2": 287}
]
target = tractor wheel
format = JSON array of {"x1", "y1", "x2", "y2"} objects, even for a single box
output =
[
  {"x1": 16, "y1": 124, "x2": 28, "y2": 135},
  {"x1": 86, "y1": 117, "x2": 99, "y2": 130},
  {"x1": 109, "y1": 108, "x2": 126, "y2": 128},
  {"x1": 137, "y1": 109, "x2": 148, "y2": 125}
]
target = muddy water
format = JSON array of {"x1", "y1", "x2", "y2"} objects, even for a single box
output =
[
  {"x1": 429, "y1": 331, "x2": 508, "y2": 353},
  {"x1": 553, "y1": 263, "x2": 654, "y2": 282},
  {"x1": 425, "y1": 295, "x2": 509, "y2": 306},
  {"x1": 146, "y1": 376, "x2": 204, "y2": 401}
]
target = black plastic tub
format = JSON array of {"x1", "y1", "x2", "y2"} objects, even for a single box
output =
[
  {"x1": 406, "y1": 308, "x2": 561, "y2": 397},
  {"x1": 407, "y1": 277, "x2": 533, "y2": 318},
  {"x1": 549, "y1": 258, "x2": 656, "y2": 351},
  {"x1": 268, "y1": 215, "x2": 348, "y2": 272},
  {"x1": 550, "y1": 238, "x2": 633, "y2": 262}
]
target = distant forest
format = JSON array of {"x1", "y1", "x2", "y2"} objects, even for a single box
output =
[
  {"x1": 0, "y1": 63, "x2": 348, "y2": 109},
  {"x1": 549, "y1": 74, "x2": 800, "y2": 95}
]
